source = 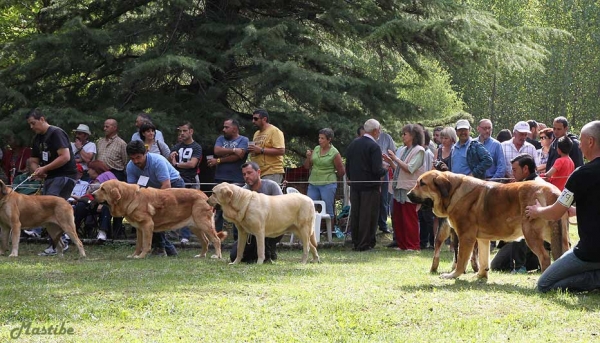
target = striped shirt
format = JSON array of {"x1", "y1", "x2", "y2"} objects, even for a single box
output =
[{"x1": 96, "y1": 135, "x2": 128, "y2": 171}]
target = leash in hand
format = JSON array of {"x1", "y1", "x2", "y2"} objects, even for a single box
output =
[{"x1": 11, "y1": 173, "x2": 36, "y2": 191}]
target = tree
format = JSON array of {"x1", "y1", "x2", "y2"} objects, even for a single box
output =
[{"x1": 0, "y1": 0, "x2": 551, "y2": 156}]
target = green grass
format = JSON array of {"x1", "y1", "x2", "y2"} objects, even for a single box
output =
[{"x1": 1, "y1": 232, "x2": 599, "y2": 343}]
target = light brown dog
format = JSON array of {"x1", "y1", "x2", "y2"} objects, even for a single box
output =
[
  {"x1": 207, "y1": 182, "x2": 320, "y2": 264},
  {"x1": 93, "y1": 180, "x2": 225, "y2": 258},
  {"x1": 0, "y1": 180, "x2": 86, "y2": 257},
  {"x1": 407, "y1": 170, "x2": 569, "y2": 279}
]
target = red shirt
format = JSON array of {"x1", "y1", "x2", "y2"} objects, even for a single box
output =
[{"x1": 550, "y1": 156, "x2": 575, "y2": 190}]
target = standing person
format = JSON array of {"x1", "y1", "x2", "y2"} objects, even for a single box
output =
[
  {"x1": 526, "y1": 120, "x2": 600, "y2": 293},
  {"x1": 375, "y1": 128, "x2": 396, "y2": 234},
  {"x1": 96, "y1": 119, "x2": 128, "y2": 182},
  {"x1": 451, "y1": 119, "x2": 492, "y2": 179},
  {"x1": 535, "y1": 128, "x2": 554, "y2": 173},
  {"x1": 126, "y1": 140, "x2": 182, "y2": 256},
  {"x1": 526, "y1": 120, "x2": 542, "y2": 149},
  {"x1": 383, "y1": 124, "x2": 425, "y2": 251},
  {"x1": 435, "y1": 127, "x2": 457, "y2": 171},
  {"x1": 247, "y1": 109, "x2": 286, "y2": 184},
  {"x1": 418, "y1": 129, "x2": 435, "y2": 249},
  {"x1": 477, "y1": 119, "x2": 506, "y2": 181},
  {"x1": 501, "y1": 121, "x2": 537, "y2": 179},
  {"x1": 207, "y1": 119, "x2": 248, "y2": 236},
  {"x1": 26, "y1": 108, "x2": 77, "y2": 256},
  {"x1": 95, "y1": 118, "x2": 128, "y2": 239},
  {"x1": 496, "y1": 129, "x2": 512, "y2": 143},
  {"x1": 229, "y1": 162, "x2": 284, "y2": 263},
  {"x1": 304, "y1": 128, "x2": 345, "y2": 227},
  {"x1": 131, "y1": 113, "x2": 164, "y2": 142},
  {"x1": 544, "y1": 136, "x2": 574, "y2": 191},
  {"x1": 345, "y1": 119, "x2": 387, "y2": 252},
  {"x1": 2, "y1": 134, "x2": 32, "y2": 183},
  {"x1": 546, "y1": 116, "x2": 584, "y2": 171},
  {"x1": 169, "y1": 121, "x2": 202, "y2": 244},
  {"x1": 432, "y1": 126, "x2": 443, "y2": 147},
  {"x1": 71, "y1": 124, "x2": 96, "y2": 181},
  {"x1": 139, "y1": 122, "x2": 170, "y2": 160}
]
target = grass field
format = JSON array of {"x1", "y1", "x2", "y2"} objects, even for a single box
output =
[{"x1": 1, "y1": 232, "x2": 599, "y2": 343}]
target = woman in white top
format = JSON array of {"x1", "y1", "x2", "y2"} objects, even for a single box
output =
[{"x1": 139, "y1": 122, "x2": 170, "y2": 160}]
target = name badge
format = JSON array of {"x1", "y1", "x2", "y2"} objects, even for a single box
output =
[
  {"x1": 42, "y1": 151, "x2": 49, "y2": 162},
  {"x1": 137, "y1": 175, "x2": 149, "y2": 187}
]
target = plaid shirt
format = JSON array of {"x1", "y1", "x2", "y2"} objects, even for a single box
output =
[
  {"x1": 501, "y1": 140, "x2": 536, "y2": 178},
  {"x1": 96, "y1": 135, "x2": 128, "y2": 171}
]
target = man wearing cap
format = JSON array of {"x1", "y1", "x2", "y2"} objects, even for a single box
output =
[
  {"x1": 451, "y1": 119, "x2": 492, "y2": 180},
  {"x1": 501, "y1": 121, "x2": 537, "y2": 179},
  {"x1": 71, "y1": 124, "x2": 96, "y2": 181}
]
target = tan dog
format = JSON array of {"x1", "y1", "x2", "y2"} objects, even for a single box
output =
[
  {"x1": 0, "y1": 180, "x2": 86, "y2": 257},
  {"x1": 407, "y1": 170, "x2": 569, "y2": 279},
  {"x1": 208, "y1": 182, "x2": 320, "y2": 264},
  {"x1": 93, "y1": 180, "x2": 225, "y2": 259}
]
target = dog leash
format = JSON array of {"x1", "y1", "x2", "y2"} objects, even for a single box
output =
[{"x1": 11, "y1": 173, "x2": 35, "y2": 191}]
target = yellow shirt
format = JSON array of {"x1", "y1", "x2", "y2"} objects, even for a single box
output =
[{"x1": 251, "y1": 125, "x2": 285, "y2": 176}]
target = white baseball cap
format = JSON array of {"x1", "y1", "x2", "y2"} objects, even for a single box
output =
[
  {"x1": 455, "y1": 119, "x2": 470, "y2": 130},
  {"x1": 513, "y1": 121, "x2": 531, "y2": 133}
]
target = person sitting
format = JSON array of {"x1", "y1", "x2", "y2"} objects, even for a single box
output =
[
  {"x1": 72, "y1": 160, "x2": 117, "y2": 241},
  {"x1": 491, "y1": 154, "x2": 546, "y2": 273},
  {"x1": 230, "y1": 162, "x2": 283, "y2": 263}
]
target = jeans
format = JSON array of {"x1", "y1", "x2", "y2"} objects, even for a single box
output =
[
  {"x1": 537, "y1": 248, "x2": 600, "y2": 293},
  {"x1": 307, "y1": 183, "x2": 337, "y2": 220}
]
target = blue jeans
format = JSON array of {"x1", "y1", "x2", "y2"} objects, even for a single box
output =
[
  {"x1": 537, "y1": 249, "x2": 600, "y2": 293},
  {"x1": 307, "y1": 183, "x2": 337, "y2": 219}
]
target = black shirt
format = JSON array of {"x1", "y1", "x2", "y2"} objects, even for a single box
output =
[{"x1": 31, "y1": 126, "x2": 77, "y2": 179}]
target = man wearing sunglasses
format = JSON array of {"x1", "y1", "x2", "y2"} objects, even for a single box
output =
[{"x1": 248, "y1": 109, "x2": 286, "y2": 184}]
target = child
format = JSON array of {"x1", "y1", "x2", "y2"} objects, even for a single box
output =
[{"x1": 544, "y1": 136, "x2": 575, "y2": 190}]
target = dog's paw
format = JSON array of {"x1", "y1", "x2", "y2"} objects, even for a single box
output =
[
  {"x1": 194, "y1": 254, "x2": 207, "y2": 258},
  {"x1": 440, "y1": 272, "x2": 461, "y2": 279},
  {"x1": 8, "y1": 253, "x2": 18, "y2": 257},
  {"x1": 210, "y1": 254, "x2": 221, "y2": 259}
]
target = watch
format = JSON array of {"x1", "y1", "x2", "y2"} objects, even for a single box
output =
[
  {"x1": 261, "y1": 148, "x2": 265, "y2": 154},
  {"x1": 217, "y1": 158, "x2": 221, "y2": 164}
]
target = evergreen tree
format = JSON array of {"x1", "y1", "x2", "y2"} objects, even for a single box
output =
[{"x1": 0, "y1": 0, "x2": 550, "y2": 155}]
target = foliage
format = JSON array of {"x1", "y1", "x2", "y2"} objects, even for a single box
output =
[{"x1": 0, "y1": 1, "x2": 552, "y2": 155}]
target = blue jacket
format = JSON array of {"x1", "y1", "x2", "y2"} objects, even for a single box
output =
[{"x1": 467, "y1": 140, "x2": 493, "y2": 180}]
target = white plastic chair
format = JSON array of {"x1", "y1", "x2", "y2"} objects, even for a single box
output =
[{"x1": 285, "y1": 187, "x2": 333, "y2": 244}]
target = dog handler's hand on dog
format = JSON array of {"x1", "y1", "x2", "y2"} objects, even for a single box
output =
[{"x1": 525, "y1": 200, "x2": 541, "y2": 219}]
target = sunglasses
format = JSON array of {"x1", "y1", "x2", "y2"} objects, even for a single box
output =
[{"x1": 252, "y1": 117, "x2": 260, "y2": 121}]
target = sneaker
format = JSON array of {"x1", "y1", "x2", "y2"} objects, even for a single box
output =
[
  {"x1": 38, "y1": 246, "x2": 57, "y2": 256},
  {"x1": 23, "y1": 230, "x2": 40, "y2": 238},
  {"x1": 180, "y1": 238, "x2": 189, "y2": 244},
  {"x1": 97, "y1": 230, "x2": 107, "y2": 241},
  {"x1": 151, "y1": 247, "x2": 166, "y2": 256}
]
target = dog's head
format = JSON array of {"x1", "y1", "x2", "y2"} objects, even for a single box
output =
[
  {"x1": 207, "y1": 182, "x2": 234, "y2": 207},
  {"x1": 92, "y1": 179, "x2": 123, "y2": 205},
  {"x1": 407, "y1": 170, "x2": 452, "y2": 210}
]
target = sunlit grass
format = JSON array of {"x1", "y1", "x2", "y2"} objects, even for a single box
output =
[{"x1": 0, "y1": 229, "x2": 598, "y2": 343}]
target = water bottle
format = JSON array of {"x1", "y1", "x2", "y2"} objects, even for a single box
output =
[{"x1": 334, "y1": 226, "x2": 344, "y2": 238}]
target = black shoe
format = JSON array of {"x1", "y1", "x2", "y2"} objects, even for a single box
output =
[
  {"x1": 386, "y1": 241, "x2": 398, "y2": 248},
  {"x1": 165, "y1": 246, "x2": 178, "y2": 256},
  {"x1": 151, "y1": 247, "x2": 166, "y2": 257},
  {"x1": 379, "y1": 228, "x2": 392, "y2": 234}
]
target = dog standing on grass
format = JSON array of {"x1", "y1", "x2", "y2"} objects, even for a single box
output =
[{"x1": 0, "y1": 180, "x2": 86, "y2": 257}]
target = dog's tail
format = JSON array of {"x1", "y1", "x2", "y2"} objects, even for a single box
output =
[{"x1": 217, "y1": 231, "x2": 228, "y2": 241}]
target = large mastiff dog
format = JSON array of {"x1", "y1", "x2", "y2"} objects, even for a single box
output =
[
  {"x1": 208, "y1": 182, "x2": 320, "y2": 264},
  {"x1": 407, "y1": 170, "x2": 569, "y2": 279},
  {"x1": 93, "y1": 180, "x2": 225, "y2": 259},
  {"x1": 0, "y1": 180, "x2": 86, "y2": 257}
]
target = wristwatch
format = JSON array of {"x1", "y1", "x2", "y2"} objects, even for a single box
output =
[
  {"x1": 261, "y1": 148, "x2": 265, "y2": 154},
  {"x1": 217, "y1": 158, "x2": 221, "y2": 164}
]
